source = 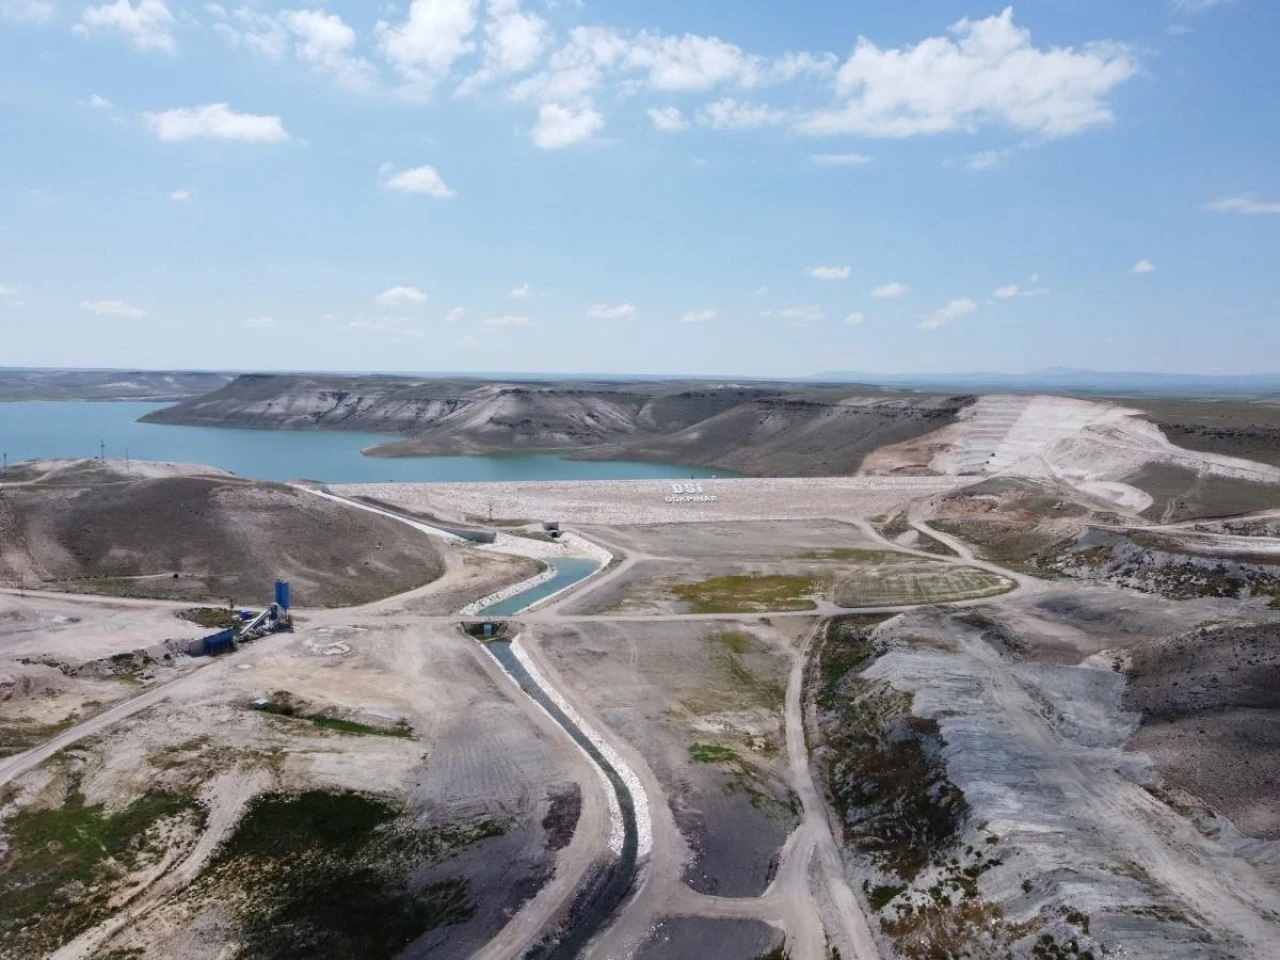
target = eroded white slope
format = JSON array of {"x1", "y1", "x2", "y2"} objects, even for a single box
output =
[{"x1": 880, "y1": 394, "x2": 1280, "y2": 512}]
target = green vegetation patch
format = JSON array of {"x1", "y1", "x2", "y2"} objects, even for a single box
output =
[
  {"x1": 0, "y1": 787, "x2": 201, "y2": 956},
  {"x1": 672, "y1": 575, "x2": 821, "y2": 613},
  {"x1": 177, "y1": 607, "x2": 244, "y2": 629},
  {"x1": 815, "y1": 617, "x2": 887, "y2": 710},
  {"x1": 689, "y1": 743, "x2": 741, "y2": 765},
  {"x1": 256, "y1": 703, "x2": 414, "y2": 739},
  {"x1": 0, "y1": 717, "x2": 78, "y2": 759},
  {"x1": 832, "y1": 566, "x2": 1013, "y2": 608},
  {"x1": 200, "y1": 791, "x2": 501, "y2": 960},
  {"x1": 798, "y1": 548, "x2": 913, "y2": 564}
]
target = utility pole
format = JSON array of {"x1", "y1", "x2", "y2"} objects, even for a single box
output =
[
  {"x1": 99, "y1": 440, "x2": 105, "y2": 462},
  {"x1": 2, "y1": 453, "x2": 6, "y2": 478}
]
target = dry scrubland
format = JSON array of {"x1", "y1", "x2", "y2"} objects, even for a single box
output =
[
  {"x1": 0, "y1": 461, "x2": 444, "y2": 606},
  {"x1": 0, "y1": 615, "x2": 592, "y2": 960}
]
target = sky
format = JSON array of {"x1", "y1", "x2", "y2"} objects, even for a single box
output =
[{"x1": 1, "y1": 0, "x2": 1277, "y2": 378}]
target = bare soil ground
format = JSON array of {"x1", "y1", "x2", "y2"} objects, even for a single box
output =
[
  {"x1": 0, "y1": 461, "x2": 444, "y2": 606},
  {"x1": 633, "y1": 916, "x2": 783, "y2": 959},
  {"x1": 1127, "y1": 462, "x2": 1280, "y2": 522},
  {"x1": 1133, "y1": 398, "x2": 1280, "y2": 470},
  {"x1": 525, "y1": 620, "x2": 800, "y2": 899},
  {"x1": 1123, "y1": 621, "x2": 1280, "y2": 841}
]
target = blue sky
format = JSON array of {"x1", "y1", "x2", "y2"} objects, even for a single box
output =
[{"x1": 1, "y1": 0, "x2": 1277, "y2": 377}]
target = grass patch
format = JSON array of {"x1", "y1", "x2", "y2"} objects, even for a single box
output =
[
  {"x1": 257, "y1": 703, "x2": 414, "y2": 739},
  {"x1": 816, "y1": 617, "x2": 885, "y2": 710},
  {"x1": 177, "y1": 607, "x2": 243, "y2": 629},
  {"x1": 832, "y1": 566, "x2": 1013, "y2": 608},
  {"x1": 201, "y1": 791, "x2": 500, "y2": 960},
  {"x1": 0, "y1": 717, "x2": 79, "y2": 757},
  {"x1": 799, "y1": 548, "x2": 911, "y2": 563},
  {"x1": 0, "y1": 786, "x2": 201, "y2": 955},
  {"x1": 672, "y1": 575, "x2": 820, "y2": 614},
  {"x1": 869, "y1": 883, "x2": 906, "y2": 910},
  {"x1": 689, "y1": 743, "x2": 741, "y2": 764}
]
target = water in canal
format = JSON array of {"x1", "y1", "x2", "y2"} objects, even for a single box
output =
[{"x1": 479, "y1": 558, "x2": 602, "y2": 617}]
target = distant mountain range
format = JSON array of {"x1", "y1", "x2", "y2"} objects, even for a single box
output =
[{"x1": 808, "y1": 368, "x2": 1280, "y2": 396}]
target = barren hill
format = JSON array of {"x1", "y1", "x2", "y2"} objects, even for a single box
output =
[
  {"x1": 0, "y1": 460, "x2": 443, "y2": 605},
  {"x1": 143, "y1": 375, "x2": 973, "y2": 476}
]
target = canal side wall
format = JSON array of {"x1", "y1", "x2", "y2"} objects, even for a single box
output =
[{"x1": 509, "y1": 636, "x2": 653, "y2": 857}]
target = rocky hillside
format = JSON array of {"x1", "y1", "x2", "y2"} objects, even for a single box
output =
[
  {"x1": 0, "y1": 460, "x2": 443, "y2": 605},
  {"x1": 0, "y1": 369, "x2": 232, "y2": 401},
  {"x1": 143, "y1": 375, "x2": 973, "y2": 476}
]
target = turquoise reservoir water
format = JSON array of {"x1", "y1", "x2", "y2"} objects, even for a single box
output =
[
  {"x1": 479, "y1": 558, "x2": 602, "y2": 617},
  {"x1": 0, "y1": 401, "x2": 732, "y2": 484}
]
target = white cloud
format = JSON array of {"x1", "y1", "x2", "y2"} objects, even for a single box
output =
[
  {"x1": 169, "y1": 189, "x2": 193, "y2": 201},
  {"x1": 779, "y1": 305, "x2": 825, "y2": 323},
  {"x1": 322, "y1": 312, "x2": 339, "y2": 321},
  {"x1": 376, "y1": 0, "x2": 480, "y2": 95},
  {"x1": 282, "y1": 9, "x2": 379, "y2": 93},
  {"x1": 807, "y1": 265, "x2": 851, "y2": 281},
  {"x1": 375, "y1": 286, "x2": 427, "y2": 306},
  {"x1": 0, "y1": 285, "x2": 24, "y2": 308},
  {"x1": 75, "y1": 0, "x2": 177, "y2": 53},
  {"x1": 459, "y1": 334, "x2": 480, "y2": 346},
  {"x1": 142, "y1": 104, "x2": 291, "y2": 143},
  {"x1": 484, "y1": 314, "x2": 530, "y2": 326},
  {"x1": 587, "y1": 303, "x2": 635, "y2": 320},
  {"x1": 871, "y1": 282, "x2": 910, "y2": 298},
  {"x1": 647, "y1": 106, "x2": 689, "y2": 133},
  {"x1": 84, "y1": 93, "x2": 117, "y2": 110},
  {"x1": 797, "y1": 9, "x2": 1137, "y2": 140},
  {"x1": 1030, "y1": 272, "x2": 1041, "y2": 284},
  {"x1": 213, "y1": 7, "x2": 286, "y2": 59},
  {"x1": 445, "y1": 306, "x2": 465, "y2": 323},
  {"x1": 844, "y1": 311, "x2": 866, "y2": 325},
  {"x1": 244, "y1": 315, "x2": 274, "y2": 327},
  {"x1": 922, "y1": 297, "x2": 977, "y2": 330},
  {"x1": 81, "y1": 299, "x2": 146, "y2": 318},
  {"x1": 623, "y1": 31, "x2": 764, "y2": 94},
  {"x1": 696, "y1": 98, "x2": 787, "y2": 130},
  {"x1": 755, "y1": 286, "x2": 769, "y2": 296},
  {"x1": 682, "y1": 309, "x2": 716, "y2": 323},
  {"x1": 380, "y1": 163, "x2": 456, "y2": 197},
  {"x1": 993, "y1": 284, "x2": 1020, "y2": 299},
  {"x1": 1, "y1": 0, "x2": 53, "y2": 23},
  {"x1": 1173, "y1": 0, "x2": 1233, "y2": 11},
  {"x1": 532, "y1": 103, "x2": 603, "y2": 148},
  {"x1": 458, "y1": 0, "x2": 550, "y2": 94},
  {"x1": 966, "y1": 149, "x2": 1010, "y2": 171},
  {"x1": 1207, "y1": 195, "x2": 1280, "y2": 215},
  {"x1": 811, "y1": 153, "x2": 872, "y2": 166},
  {"x1": 1131, "y1": 259, "x2": 1156, "y2": 274},
  {"x1": 510, "y1": 283, "x2": 531, "y2": 299}
]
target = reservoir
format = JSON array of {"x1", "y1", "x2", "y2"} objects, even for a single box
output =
[{"x1": 0, "y1": 401, "x2": 731, "y2": 484}]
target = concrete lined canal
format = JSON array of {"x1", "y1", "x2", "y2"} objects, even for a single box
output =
[{"x1": 485, "y1": 640, "x2": 640, "y2": 958}]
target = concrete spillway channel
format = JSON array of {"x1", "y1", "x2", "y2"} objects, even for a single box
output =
[{"x1": 477, "y1": 562, "x2": 650, "y2": 959}]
